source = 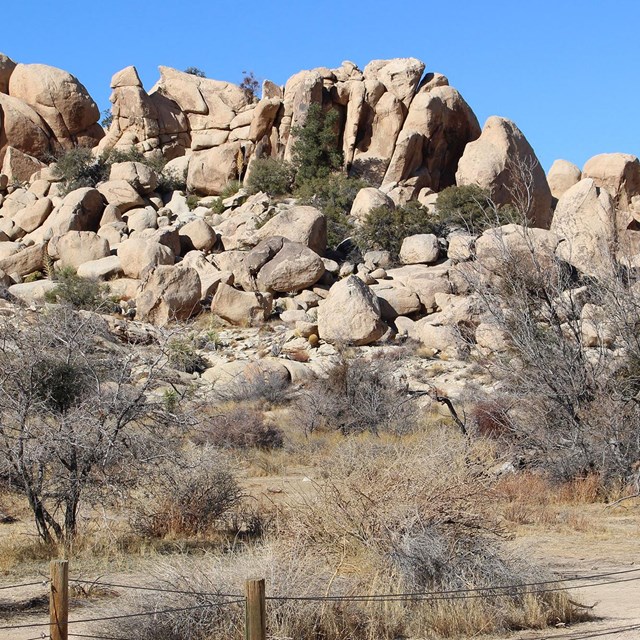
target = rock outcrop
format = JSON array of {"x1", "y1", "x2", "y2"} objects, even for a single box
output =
[{"x1": 456, "y1": 116, "x2": 552, "y2": 228}]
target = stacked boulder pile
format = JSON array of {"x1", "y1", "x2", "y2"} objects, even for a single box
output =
[{"x1": 1, "y1": 52, "x2": 640, "y2": 393}]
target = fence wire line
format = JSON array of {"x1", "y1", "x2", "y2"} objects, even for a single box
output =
[
  {"x1": 70, "y1": 565, "x2": 640, "y2": 603},
  {"x1": 0, "y1": 598, "x2": 244, "y2": 631},
  {"x1": 0, "y1": 579, "x2": 47, "y2": 590},
  {"x1": 70, "y1": 578, "x2": 242, "y2": 599},
  {"x1": 266, "y1": 572, "x2": 640, "y2": 603},
  {"x1": 69, "y1": 634, "x2": 132, "y2": 640}
]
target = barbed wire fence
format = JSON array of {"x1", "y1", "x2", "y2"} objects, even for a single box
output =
[{"x1": 0, "y1": 562, "x2": 639, "y2": 640}]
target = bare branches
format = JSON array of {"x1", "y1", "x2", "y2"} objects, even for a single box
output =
[{"x1": 0, "y1": 307, "x2": 177, "y2": 544}]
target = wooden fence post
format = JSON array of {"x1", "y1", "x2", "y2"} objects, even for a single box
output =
[
  {"x1": 245, "y1": 578, "x2": 266, "y2": 640},
  {"x1": 50, "y1": 559, "x2": 69, "y2": 640}
]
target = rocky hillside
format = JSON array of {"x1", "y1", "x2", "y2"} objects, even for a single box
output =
[{"x1": 0, "y1": 52, "x2": 640, "y2": 406}]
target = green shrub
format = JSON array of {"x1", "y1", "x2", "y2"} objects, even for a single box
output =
[
  {"x1": 44, "y1": 267, "x2": 113, "y2": 311},
  {"x1": 53, "y1": 147, "x2": 110, "y2": 195},
  {"x1": 184, "y1": 67, "x2": 206, "y2": 78},
  {"x1": 246, "y1": 158, "x2": 294, "y2": 196},
  {"x1": 167, "y1": 335, "x2": 207, "y2": 374},
  {"x1": 295, "y1": 172, "x2": 367, "y2": 249},
  {"x1": 436, "y1": 184, "x2": 514, "y2": 234},
  {"x1": 291, "y1": 103, "x2": 343, "y2": 184},
  {"x1": 186, "y1": 194, "x2": 200, "y2": 211},
  {"x1": 219, "y1": 180, "x2": 242, "y2": 199},
  {"x1": 53, "y1": 146, "x2": 184, "y2": 196},
  {"x1": 356, "y1": 201, "x2": 441, "y2": 257}
]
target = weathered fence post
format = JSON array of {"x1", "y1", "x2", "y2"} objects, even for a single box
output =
[
  {"x1": 245, "y1": 578, "x2": 266, "y2": 640},
  {"x1": 50, "y1": 559, "x2": 69, "y2": 640}
]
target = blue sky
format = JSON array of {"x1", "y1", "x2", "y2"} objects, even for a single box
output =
[{"x1": 3, "y1": 0, "x2": 638, "y2": 171}]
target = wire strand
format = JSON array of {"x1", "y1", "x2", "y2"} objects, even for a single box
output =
[
  {"x1": 0, "y1": 580, "x2": 47, "y2": 591},
  {"x1": 70, "y1": 578, "x2": 242, "y2": 599},
  {"x1": 70, "y1": 566, "x2": 640, "y2": 603},
  {"x1": 266, "y1": 570, "x2": 640, "y2": 602}
]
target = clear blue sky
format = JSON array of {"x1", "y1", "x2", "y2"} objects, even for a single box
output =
[{"x1": 3, "y1": 0, "x2": 638, "y2": 172}]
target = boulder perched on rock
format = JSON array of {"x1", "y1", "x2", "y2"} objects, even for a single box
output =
[
  {"x1": 550, "y1": 178, "x2": 616, "y2": 277},
  {"x1": 255, "y1": 239, "x2": 325, "y2": 293},
  {"x1": 135, "y1": 265, "x2": 202, "y2": 325},
  {"x1": 8, "y1": 63, "x2": 103, "y2": 149},
  {"x1": 210, "y1": 282, "x2": 272, "y2": 326},
  {"x1": 109, "y1": 161, "x2": 158, "y2": 194},
  {"x1": 547, "y1": 159, "x2": 581, "y2": 200},
  {"x1": 400, "y1": 234, "x2": 439, "y2": 264},
  {"x1": 42, "y1": 188, "x2": 105, "y2": 237},
  {"x1": 254, "y1": 205, "x2": 327, "y2": 255},
  {"x1": 178, "y1": 218, "x2": 217, "y2": 253},
  {"x1": 317, "y1": 275, "x2": 385, "y2": 345},
  {"x1": 117, "y1": 238, "x2": 174, "y2": 278},
  {"x1": 456, "y1": 116, "x2": 552, "y2": 229},
  {"x1": 350, "y1": 187, "x2": 394, "y2": 223},
  {"x1": 582, "y1": 153, "x2": 640, "y2": 211},
  {"x1": 77, "y1": 255, "x2": 123, "y2": 280}
]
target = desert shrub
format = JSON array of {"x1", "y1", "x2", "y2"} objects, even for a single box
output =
[
  {"x1": 184, "y1": 66, "x2": 206, "y2": 78},
  {"x1": 53, "y1": 146, "x2": 183, "y2": 196},
  {"x1": 166, "y1": 335, "x2": 207, "y2": 374},
  {"x1": 293, "y1": 354, "x2": 418, "y2": 435},
  {"x1": 436, "y1": 184, "x2": 515, "y2": 234},
  {"x1": 470, "y1": 399, "x2": 516, "y2": 439},
  {"x1": 356, "y1": 201, "x2": 441, "y2": 258},
  {"x1": 246, "y1": 157, "x2": 295, "y2": 196},
  {"x1": 295, "y1": 172, "x2": 367, "y2": 249},
  {"x1": 240, "y1": 70, "x2": 260, "y2": 102},
  {"x1": 291, "y1": 103, "x2": 343, "y2": 184},
  {"x1": 101, "y1": 437, "x2": 584, "y2": 640},
  {"x1": 220, "y1": 180, "x2": 242, "y2": 199},
  {"x1": 52, "y1": 147, "x2": 110, "y2": 194},
  {"x1": 195, "y1": 405, "x2": 283, "y2": 450},
  {"x1": 131, "y1": 449, "x2": 243, "y2": 538},
  {"x1": 215, "y1": 367, "x2": 291, "y2": 405},
  {"x1": 100, "y1": 108, "x2": 113, "y2": 130},
  {"x1": 44, "y1": 267, "x2": 113, "y2": 311}
]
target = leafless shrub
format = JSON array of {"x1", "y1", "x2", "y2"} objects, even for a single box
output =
[
  {"x1": 130, "y1": 448, "x2": 244, "y2": 538},
  {"x1": 0, "y1": 307, "x2": 176, "y2": 544},
  {"x1": 293, "y1": 353, "x2": 418, "y2": 436},
  {"x1": 457, "y1": 181, "x2": 640, "y2": 488},
  {"x1": 214, "y1": 369, "x2": 291, "y2": 405},
  {"x1": 194, "y1": 405, "x2": 284, "y2": 450}
]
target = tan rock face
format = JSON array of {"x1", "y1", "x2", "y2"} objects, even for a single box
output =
[
  {"x1": 48, "y1": 231, "x2": 110, "y2": 269},
  {"x1": 1, "y1": 146, "x2": 45, "y2": 182},
  {"x1": 254, "y1": 205, "x2": 326, "y2": 255},
  {"x1": 0, "y1": 242, "x2": 46, "y2": 277},
  {"x1": 0, "y1": 93, "x2": 52, "y2": 162},
  {"x1": 456, "y1": 116, "x2": 552, "y2": 229},
  {"x1": 385, "y1": 85, "x2": 481, "y2": 190},
  {"x1": 109, "y1": 161, "x2": 158, "y2": 194},
  {"x1": 582, "y1": 153, "x2": 640, "y2": 211},
  {"x1": 317, "y1": 275, "x2": 386, "y2": 346},
  {"x1": 210, "y1": 282, "x2": 272, "y2": 326},
  {"x1": 187, "y1": 142, "x2": 243, "y2": 195},
  {"x1": 135, "y1": 264, "x2": 202, "y2": 326},
  {"x1": 13, "y1": 197, "x2": 53, "y2": 233},
  {"x1": 547, "y1": 159, "x2": 581, "y2": 200},
  {"x1": 550, "y1": 178, "x2": 617, "y2": 277},
  {"x1": 181, "y1": 250, "x2": 232, "y2": 298},
  {"x1": 117, "y1": 238, "x2": 174, "y2": 278},
  {"x1": 8, "y1": 63, "x2": 102, "y2": 147},
  {"x1": 0, "y1": 53, "x2": 16, "y2": 94},
  {"x1": 43, "y1": 188, "x2": 105, "y2": 236}
]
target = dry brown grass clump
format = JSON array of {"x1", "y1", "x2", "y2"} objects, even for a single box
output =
[{"x1": 97, "y1": 434, "x2": 587, "y2": 640}]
